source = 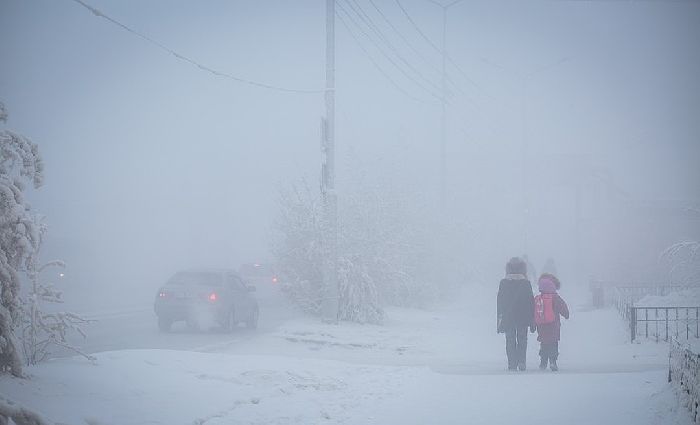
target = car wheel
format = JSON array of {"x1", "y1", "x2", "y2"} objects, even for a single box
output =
[
  {"x1": 158, "y1": 316, "x2": 172, "y2": 332},
  {"x1": 222, "y1": 309, "x2": 236, "y2": 333},
  {"x1": 246, "y1": 307, "x2": 259, "y2": 329}
]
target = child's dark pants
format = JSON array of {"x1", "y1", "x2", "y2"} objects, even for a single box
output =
[{"x1": 539, "y1": 342, "x2": 559, "y2": 363}]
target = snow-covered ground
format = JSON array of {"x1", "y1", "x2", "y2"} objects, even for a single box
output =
[
  {"x1": 637, "y1": 288, "x2": 700, "y2": 308},
  {"x1": 0, "y1": 286, "x2": 693, "y2": 425}
]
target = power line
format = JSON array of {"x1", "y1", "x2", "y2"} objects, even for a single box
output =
[
  {"x1": 368, "y1": 0, "x2": 438, "y2": 72},
  {"x1": 343, "y1": 0, "x2": 444, "y2": 96},
  {"x1": 367, "y1": 0, "x2": 468, "y2": 100},
  {"x1": 338, "y1": 0, "x2": 445, "y2": 102},
  {"x1": 68, "y1": 0, "x2": 324, "y2": 94},
  {"x1": 358, "y1": 0, "x2": 489, "y2": 129},
  {"x1": 335, "y1": 7, "x2": 436, "y2": 105},
  {"x1": 393, "y1": 0, "x2": 485, "y2": 95},
  {"x1": 394, "y1": 0, "x2": 442, "y2": 55}
]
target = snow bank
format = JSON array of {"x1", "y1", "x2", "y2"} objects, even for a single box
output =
[
  {"x1": 637, "y1": 288, "x2": 700, "y2": 308},
  {"x1": 1, "y1": 349, "x2": 412, "y2": 425}
]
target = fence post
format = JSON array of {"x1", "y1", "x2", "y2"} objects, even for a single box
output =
[{"x1": 630, "y1": 307, "x2": 637, "y2": 343}]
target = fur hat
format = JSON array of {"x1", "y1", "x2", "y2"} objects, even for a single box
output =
[
  {"x1": 505, "y1": 257, "x2": 527, "y2": 275},
  {"x1": 538, "y1": 273, "x2": 561, "y2": 293}
]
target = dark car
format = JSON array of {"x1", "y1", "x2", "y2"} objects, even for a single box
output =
[{"x1": 154, "y1": 269, "x2": 259, "y2": 332}]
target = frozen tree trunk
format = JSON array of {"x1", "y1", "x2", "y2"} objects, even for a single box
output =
[{"x1": 0, "y1": 306, "x2": 23, "y2": 377}]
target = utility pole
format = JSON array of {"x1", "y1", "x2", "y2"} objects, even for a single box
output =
[
  {"x1": 427, "y1": 0, "x2": 463, "y2": 292},
  {"x1": 427, "y1": 0, "x2": 464, "y2": 206},
  {"x1": 321, "y1": 0, "x2": 338, "y2": 322},
  {"x1": 440, "y1": 6, "x2": 447, "y2": 206}
]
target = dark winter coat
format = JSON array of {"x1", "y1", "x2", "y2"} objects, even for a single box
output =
[
  {"x1": 536, "y1": 294, "x2": 570, "y2": 343},
  {"x1": 497, "y1": 274, "x2": 535, "y2": 331}
]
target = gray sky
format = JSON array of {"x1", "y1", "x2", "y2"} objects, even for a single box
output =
[{"x1": 1, "y1": 0, "x2": 698, "y2": 291}]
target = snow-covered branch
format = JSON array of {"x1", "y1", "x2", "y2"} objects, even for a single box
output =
[
  {"x1": 272, "y1": 167, "x2": 437, "y2": 324},
  {"x1": 661, "y1": 241, "x2": 700, "y2": 285},
  {"x1": 22, "y1": 252, "x2": 95, "y2": 365},
  {"x1": 0, "y1": 102, "x2": 44, "y2": 377},
  {"x1": 0, "y1": 394, "x2": 52, "y2": 425}
]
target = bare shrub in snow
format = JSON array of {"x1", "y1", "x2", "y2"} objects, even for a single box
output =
[
  {"x1": 0, "y1": 103, "x2": 43, "y2": 377},
  {"x1": 272, "y1": 180, "x2": 325, "y2": 315},
  {"x1": 339, "y1": 180, "x2": 435, "y2": 308},
  {"x1": 21, "y1": 251, "x2": 95, "y2": 365},
  {"x1": 337, "y1": 256, "x2": 383, "y2": 324},
  {"x1": 273, "y1": 170, "x2": 435, "y2": 323}
]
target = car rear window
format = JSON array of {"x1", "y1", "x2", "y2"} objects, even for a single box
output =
[
  {"x1": 167, "y1": 272, "x2": 223, "y2": 286},
  {"x1": 239, "y1": 264, "x2": 273, "y2": 277}
]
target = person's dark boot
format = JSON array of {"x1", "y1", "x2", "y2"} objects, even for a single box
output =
[
  {"x1": 539, "y1": 357, "x2": 548, "y2": 370},
  {"x1": 550, "y1": 359, "x2": 558, "y2": 372},
  {"x1": 518, "y1": 361, "x2": 526, "y2": 371}
]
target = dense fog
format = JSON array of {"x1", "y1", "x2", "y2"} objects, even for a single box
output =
[
  {"x1": 2, "y1": 0, "x2": 698, "y2": 307},
  {"x1": 1, "y1": 1, "x2": 699, "y2": 423}
]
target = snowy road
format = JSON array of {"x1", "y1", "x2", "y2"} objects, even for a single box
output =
[
  {"x1": 1, "y1": 286, "x2": 692, "y2": 424},
  {"x1": 56, "y1": 283, "x2": 300, "y2": 357}
]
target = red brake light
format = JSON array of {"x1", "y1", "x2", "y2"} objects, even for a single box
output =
[
  {"x1": 271, "y1": 276, "x2": 278, "y2": 284},
  {"x1": 208, "y1": 292, "x2": 217, "y2": 302}
]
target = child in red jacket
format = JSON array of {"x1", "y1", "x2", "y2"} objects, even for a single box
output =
[{"x1": 535, "y1": 273, "x2": 569, "y2": 371}]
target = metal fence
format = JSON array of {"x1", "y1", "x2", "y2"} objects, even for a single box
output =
[
  {"x1": 630, "y1": 306, "x2": 700, "y2": 342},
  {"x1": 670, "y1": 338, "x2": 700, "y2": 423},
  {"x1": 591, "y1": 280, "x2": 700, "y2": 342},
  {"x1": 613, "y1": 285, "x2": 693, "y2": 320}
]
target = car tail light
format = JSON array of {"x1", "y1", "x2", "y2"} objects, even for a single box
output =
[
  {"x1": 159, "y1": 291, "x2": 167, "y2": 298},
  {"x1": 208, "y1": 292, "x2": 218, "y2": 302},
  {"x1": 272, "y1": 276, "x2": 278, "y2": 284}
]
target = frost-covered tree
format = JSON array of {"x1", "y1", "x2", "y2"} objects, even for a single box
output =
[
  {"x1": 0, "y1": 101, "x2": 44, "y2": 377},
  {"x1": 339, "y1": 178, "x2": 435, "y2": 309},
  {"x1": 273, "y1": 181, "x2": 387, "y2": 324},
  {"x1": 272, "y1": 180, "x2": 325, "y2": 315},
  {"x1": 272, "y1": 164, "x2": 436, "y2": 324},
  {"x1": 661, "y1": 241, "x2": 700, "y2": 285}
]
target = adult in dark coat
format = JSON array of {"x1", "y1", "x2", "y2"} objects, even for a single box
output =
[{"x1": 497, "y1": 257, "x2": 535, "y2": 371}]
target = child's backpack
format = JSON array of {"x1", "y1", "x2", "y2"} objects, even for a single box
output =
[{"x1": 534, "y1": 293, "x2": 556, "y2": 325}]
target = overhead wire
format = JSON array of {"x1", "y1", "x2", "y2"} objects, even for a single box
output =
[
  {"x1": 337, "y1": 2, "x2": 505, "y2": 143},
  {"x1": 337, "y1": 0, "x2": 446, "y2": 103},
  {"x1": 343, "y1": 0, "x2": 444, "y2": 96},
  {"x1": 335, "y1": 6, "x2": 436, "y2": 105},
  {"x1": 391, "y1": 0, "x2": 511, "y2": 136},
  {"x1": 393, "y1": 0, "x2": 488, "y2": 97},
  {"x1": 340, "y1": 1, "x2": 506, "y2": 141},
  {"x1": 367, "y1": 0, "x2": 438, "y2": 74},
  {"x1": 68, "y1": 0, "x2": 324, "y2": 94},
  {"x1": 367, "y1": 0, "x2": 463, "y2": 94}
]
